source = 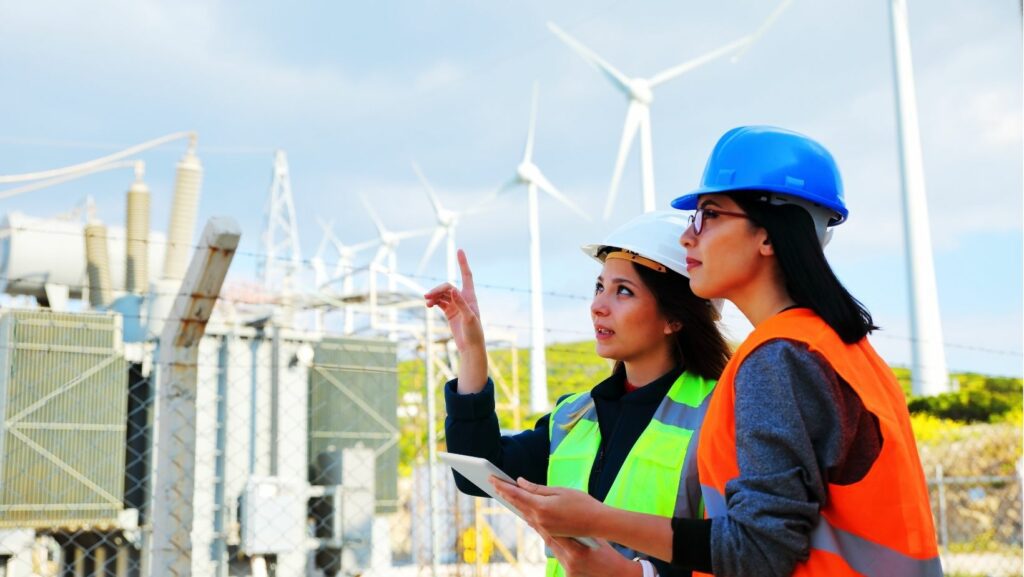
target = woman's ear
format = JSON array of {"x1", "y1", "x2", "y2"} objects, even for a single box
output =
[
  {"x1": 758, "y1": 230, "x2": 775, "y2": 257},
  {"x1": 665, "y1": 320, "x2": 683, "y2": 335}
]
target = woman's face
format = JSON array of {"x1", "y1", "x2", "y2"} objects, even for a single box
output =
[
  {"x1": 679, "y1": 193, "x2": 769, "y2": 301},
  {"x1": 590, "y1": 258, "x2": 675, "y2": 364}
]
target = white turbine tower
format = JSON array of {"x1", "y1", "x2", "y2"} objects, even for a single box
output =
[
  {"x1": 497, "y1": 84, "x2": 591, "y2": 414},
  {"x1": 548, "y1": 0, "x2": 793, "y2": 219},
  {"x1": 413, "y1": 161, "x2": 494, "y2": 284},
  {"x1": 888, "y1": 0, "x2": 948, "y2": 396}
]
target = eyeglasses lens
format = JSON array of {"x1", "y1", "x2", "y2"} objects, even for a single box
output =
[{"x1": 689, "y1": 210, "x2": 703, "y2": 235}]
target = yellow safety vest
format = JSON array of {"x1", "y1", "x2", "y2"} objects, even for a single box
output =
[{"x1": 545, "y1": 371, "x2": 716, "y2": 577}]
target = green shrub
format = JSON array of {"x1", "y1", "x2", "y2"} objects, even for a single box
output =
[{"x1": 908, "y1": 374, "x2": 1023, "y2": 424}]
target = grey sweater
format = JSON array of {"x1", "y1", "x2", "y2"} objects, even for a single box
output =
[{"x1": 672, "y1": 339, "x2": 882, "y2": 576}]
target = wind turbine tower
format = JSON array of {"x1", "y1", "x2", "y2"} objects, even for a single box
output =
[
  {"x1": 261, "y1": 150, "x2": 303, "y2": 297},
  {"x1": 888, "y1": 0, "x2": 948, "y2": 396},
  {"x1": 497, "y1": 84, "x2": 591, "y2": 414},
  {"x1": 548, "y1": 0, "x2": 792, "y2": 220}
]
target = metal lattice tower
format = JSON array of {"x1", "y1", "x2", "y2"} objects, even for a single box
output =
[{"x1": 261, "y1": 150, "x2": 303, "y2": 293}]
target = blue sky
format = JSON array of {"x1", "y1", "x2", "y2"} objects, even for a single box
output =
[{"x1": 1, "y1": 0, "x2": 1021, "y2": 377}]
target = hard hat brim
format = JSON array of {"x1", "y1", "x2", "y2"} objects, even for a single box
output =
[{"x1": 670, "y1": 184, "x2": 848, "y2": 225}]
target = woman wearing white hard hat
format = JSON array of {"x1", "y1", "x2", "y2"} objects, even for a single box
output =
[
  {"x1": 494, "y1": 126, "x2": 941, "y2": 577},
  {"x1": 425, "y1": 210, "x2": 730, "y2": 577}
]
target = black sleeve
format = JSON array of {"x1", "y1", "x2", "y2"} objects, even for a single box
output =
[
  {"x1": 671, "y1": 517, "x2": 713, "y2": 573},
  {"x1": 443, "y1": 377, "x2": 553, "y2": 496}
]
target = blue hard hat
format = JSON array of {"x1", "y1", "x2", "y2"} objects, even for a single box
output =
[{"x1": 671, "y1": 126, "x2": 848, "y2": 225}]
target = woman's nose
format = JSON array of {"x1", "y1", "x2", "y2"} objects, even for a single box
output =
[
  {"x1": 680, "y1": 224, "x2": 697, "y2": 248},
  {"x1": 591, "y1": 294, "x2": 608, "y2": 317}
]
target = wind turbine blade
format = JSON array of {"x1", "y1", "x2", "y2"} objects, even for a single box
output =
[
  {"x1": 524, "y1": 82, "x2": 539, "y2": 163},
  {"x1": 412, "y1": 161, "x2": 445, "y2": 219},
  {"x1": 497, "y1": 175, "x2": 521, "y2": 196},
  {"x1": 730, "y1": 0, "x2": 794, "y2": 62},
  {"x1": 547, "y1": 22, "x2": 632, "y2": 95},
  {"x1": 371, "y1": 244, "x2": 388, "y2": 266},
  {"x1": 394, "y1": 227, "x2": 435, "y2": 241},
  {"x1": 604, "y1": 101, "x2": 644, "y2": 220},
  {"x1": 314, "y1": 217, "x2": 334, "y2": 259},
  {"x1": 349, "y1": 237, "x2": 381, "y2": 253},
  {"x1": 464, "y1": 196, "x2": 497, "y2": 216},
  {"x1": 417, "y1": 228, "x2": 447, "y2": 274},
  {"x1": 322, "y1": 218, "x2": 356, "y2": 260},
  {"x1": 463, "y1": 184, "x2": 506, "y2": 216},
  {"x1": 648, "y1": 35, "x2": 752, "y2": 88},
  {"x1": 533, "y1": 170, "x2": 591, "y2": 222},
  {"x1": 360, "y1": 193, "x2": 387, "y2": 236}
]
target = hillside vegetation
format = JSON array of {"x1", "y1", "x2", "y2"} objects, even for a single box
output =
[{"x1": 401, "y1": 341, "x2": 1022, "y2": 427}]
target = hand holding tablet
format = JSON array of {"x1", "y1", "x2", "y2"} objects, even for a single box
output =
[{"x1": 438, "y1": 452, "x2": 600, "y2": 550}]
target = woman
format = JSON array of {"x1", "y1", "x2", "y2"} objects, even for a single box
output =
[
  {"x1": 494, "y1": 126, "x2": 942, "y2": 577},
  {"x1": 425, "y1": 210, "x2": 731, "y2": 577}
]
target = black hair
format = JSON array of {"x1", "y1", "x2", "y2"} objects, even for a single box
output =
[
  {"x1": 731, "y1": 194, "x2": 879, "y2": 344},
  {"x1": 598, "y1": 249, "x2": 731, "y2": 381}
]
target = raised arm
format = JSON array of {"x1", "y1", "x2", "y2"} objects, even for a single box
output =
[{"x1": 424, "y1": 249, "x2": 487, "y2": 391}]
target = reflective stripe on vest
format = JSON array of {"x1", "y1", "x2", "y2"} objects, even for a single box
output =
[
  {"x1": 545, "y1": 371, "x2": 716, "y2": 577},
  {"x1": 695, "y1": 309, "x2": 941, "y2": 577},
  {"x1": 702, "y1": 484, "x2": 943, "y2": 577}
]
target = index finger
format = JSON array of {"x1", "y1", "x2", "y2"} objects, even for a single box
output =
[{"x1": 457, "y1": 249, "x2": 477, "y2": 299}]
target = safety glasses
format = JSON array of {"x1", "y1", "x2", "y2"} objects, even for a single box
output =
[{"x1": 688, "y1": 207, "x2": 753, "y2": 236}]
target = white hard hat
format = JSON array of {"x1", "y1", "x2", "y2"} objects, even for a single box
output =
[
  {"x1": 581, "y1": 211, "x2": 691, "y2": 277},
  {"x1": 581, "y1": 210, "x2": 724, "y2": 317}
]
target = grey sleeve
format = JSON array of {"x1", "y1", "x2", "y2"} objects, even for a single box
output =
[{"x1": 709, "y1": 339, "x2": 855, "y2": 577}]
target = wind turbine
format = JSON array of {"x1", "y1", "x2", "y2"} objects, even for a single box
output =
[
  {"x1": 312, "y1": 217, "x2": 380, "y2": 289},
  {"x1": 497, "y1": 83, "x2": 590, "y2": 414},
  {"x1": 548, "y1": 0, "x2": 793, "y2": 219},
  {"x1": 361, "y1": 195, "x2": 434, "y2": 335},
  {"x1": 413, "y1": 161, "x2": 495, "y2": 284},
  {"x1": 311, "y1": 217, "x2": 380, "y2": 333}
]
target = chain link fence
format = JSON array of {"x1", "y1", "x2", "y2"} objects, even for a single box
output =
[{"x1": 0, "y1": 307, "x2": 1019, "y2": 577}]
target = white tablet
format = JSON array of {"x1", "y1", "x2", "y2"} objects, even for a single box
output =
[{"x1": 438, "y1": 451, "x2": 600, "y2": 549}]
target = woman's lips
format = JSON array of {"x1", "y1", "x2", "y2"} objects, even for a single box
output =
[
  {"x1": 595, "y1": 325, "x2": 614, "y2": 341},
  {"x1": 686, "y1": 257, "x2": 702, "y2": 271}
]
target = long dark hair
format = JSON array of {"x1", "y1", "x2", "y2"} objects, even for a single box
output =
[
  {"x1": 732, "y1": 194, "x2": 878, "y2": 344},
  {"x1": 603, "y1": 254, "x2": 731, "y2": 381}
]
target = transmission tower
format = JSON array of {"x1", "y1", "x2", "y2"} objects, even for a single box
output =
[{"x1": 261, "y1": 150, "x2": 303, "y2": 294}]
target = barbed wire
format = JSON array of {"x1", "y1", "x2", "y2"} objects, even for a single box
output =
[
  {"x1": 5, "y1": 287, "x2": 1023, "y2": 362},
  {"x1": 872, "y1": 332, "x2": 1024, "y2": 359}
]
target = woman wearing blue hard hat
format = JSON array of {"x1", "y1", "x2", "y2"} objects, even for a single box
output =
[
  {"x1": 494, "y1": 126, "x2": 942, "y2": 577},
  {"x1": 426, "y1": 211, "x2": 730, "y2": 577}
]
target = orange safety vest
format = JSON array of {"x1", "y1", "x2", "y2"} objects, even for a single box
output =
[{"x1": 695, "y1": 309, "x2": 942, "y2": 577}]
